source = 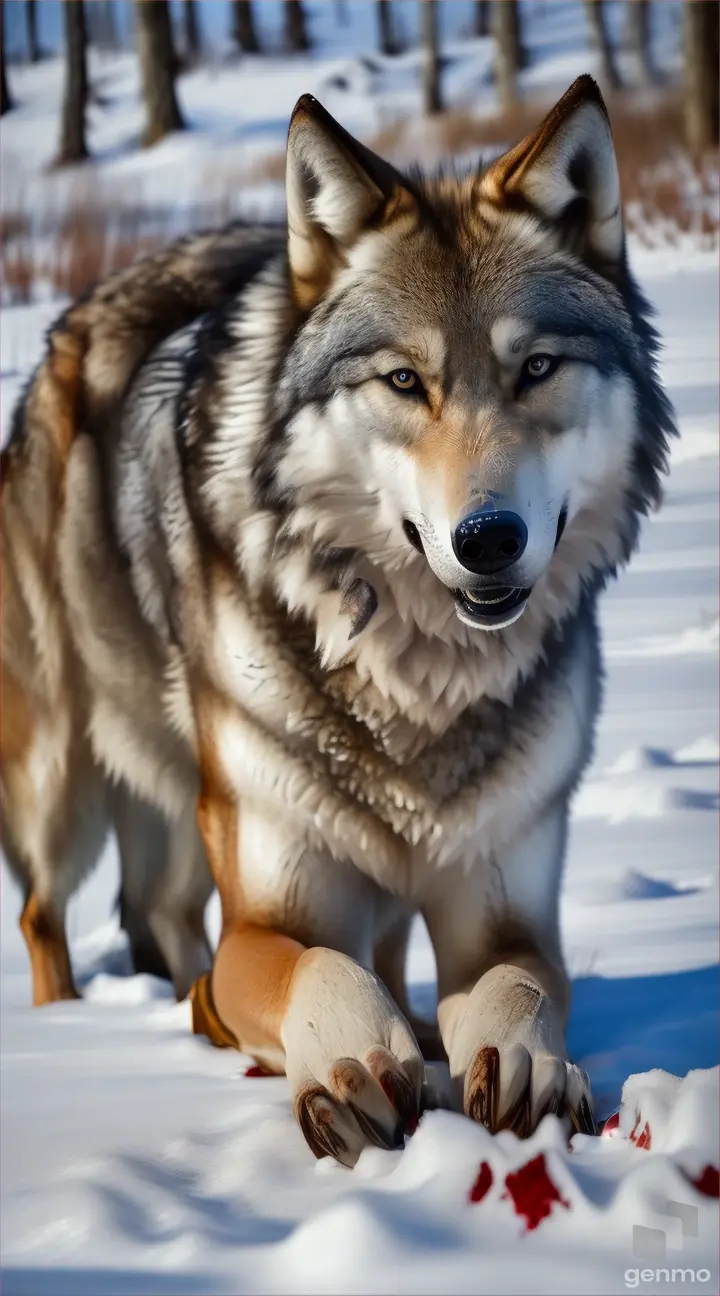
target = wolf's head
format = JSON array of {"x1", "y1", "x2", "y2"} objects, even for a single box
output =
[{"x1": 270, "y1": 78, "x2": 676, "y2": 643}]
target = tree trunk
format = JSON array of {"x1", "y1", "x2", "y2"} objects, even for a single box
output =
[
  {"x1": 683, "y1": 0, "x2": 719, "y2": 153},
  {"x1": 26, "y1": 0, "x2": 40, "y2": 62},
  {"x1": 584, "y1": 0, "x2": 621, "y2": 91},
  {"x1": 134, "y1": 0, "x2": 185, "y2": 147},
  {"x1": 492, "y1": 0, "x2": 523, "y2": 108},
  {"x1": 284, "y1": 0, "x2": 309, "y2": 52},
  {"x1": 232, "y1": 0, "x2": 259, "y2": 53},
  {"x1": 0, "y1": 1, "x2": 12, "y2": 115},
  {"x1": 57, "y1": 0, "x2": 88, "y2": 164},
  {"x1": 377, "y1": 0, "x2": 399, "y2": 55},
  {"x1": 88, "y1": 2, "x2": 119, "y2": 51},
  {"x1": 474, "y1": 1, "x2": 490, "y2": 38},
  {"x1": 182, "y1": 0, "x2": 201, "y2": 58},
  {"x1": 421, "y1": 0, "x2": 442, "y2": 115},
  {"x1": 625, "y1": 0, "x2": 653, "y2": 84},
  {"x1": 101, "y1": 1, "x2": 118, "y2": 51}
]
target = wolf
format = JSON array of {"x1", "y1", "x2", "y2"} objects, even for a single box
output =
[{"x1": 1, "y1": 77, "x2": 676, "y2": 1164}]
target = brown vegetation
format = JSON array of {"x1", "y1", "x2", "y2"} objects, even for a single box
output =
[{"x1": 1, "y1": 90, "x2": 717, "y2": 307}]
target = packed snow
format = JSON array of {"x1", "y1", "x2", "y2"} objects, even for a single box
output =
[{"x1": 1, "y1": 5, "x2": 718, "y2": 1294}]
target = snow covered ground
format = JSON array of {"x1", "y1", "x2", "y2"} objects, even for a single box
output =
[{"x1": 1, "y1": 5, "x2": 718, "y2": 1293}]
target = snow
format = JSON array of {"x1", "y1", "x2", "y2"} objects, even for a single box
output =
[{"x1": 1, "y1": 7, "x2": 718, "y2": 1293}]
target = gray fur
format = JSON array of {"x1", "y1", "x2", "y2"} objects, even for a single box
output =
[{"x1": 1, "y1": 82, "x2": 676, "y2": 1151}]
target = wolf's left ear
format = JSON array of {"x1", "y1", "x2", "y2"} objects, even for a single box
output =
[
  {"x1": 481, "y1": 76, "x2": 623, "y2": 267},
  {"x1": 286, "y1": 95, "x2": 414, "y2": 309}
]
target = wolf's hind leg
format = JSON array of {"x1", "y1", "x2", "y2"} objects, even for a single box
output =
[
  {"x1": 1, "y1": 667, "x2": 108, "y2": 1005},
  {"x1": 17, "y1": 890, "x2": 79, "y2": 1004},
  {"x1": 3, "y1": 790, "x2": 106, "y2": 1006},
  {"x1": 112, "y1": 787, "x2": 213, "y2": 1001}
]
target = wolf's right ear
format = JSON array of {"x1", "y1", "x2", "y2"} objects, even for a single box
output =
[
  {"x1": 480, "y1": 76, "x2": 624, "y2": 269},
  {"x1": 286, "y1": 95, "x2": 414, "y2": 310}
]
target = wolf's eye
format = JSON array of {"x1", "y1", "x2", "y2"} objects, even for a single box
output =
[
  {"x1": 388, "y1": 368, "x2": 424, "y2": 395},
  {"x1": 523, "y1": 355, "x2": 559, "y2": 382}
]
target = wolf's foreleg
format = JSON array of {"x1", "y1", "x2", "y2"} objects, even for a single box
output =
[
  {"x1": 425, "y1": 801, "x2": 594, "y2": 1137},
  {"x1": 192, "y1": 769, "x2": 424, "y2": 1167}
]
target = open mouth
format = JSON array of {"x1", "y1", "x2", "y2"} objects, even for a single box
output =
[{"x1": 454, "y1": 584, "x2": 532, "y2": 628}]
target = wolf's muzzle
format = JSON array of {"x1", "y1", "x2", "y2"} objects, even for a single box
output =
[{"x1": 452, "y1": 510, "x2": 528, "y2": 576}]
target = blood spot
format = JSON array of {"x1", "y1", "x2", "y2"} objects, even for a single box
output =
[
  {"x1": 469, "y1": 1161, "x2": 493, "y2": 1204},
  {"x1": 600, "y1": 1112, "x2": 620, "y2": 1137},
  {"x1": 691, "y1": 1165, "x2": 720, "y2": 1198},
  {"x1": 245, "y1": 1064, "x2": 273, "y2": 1078},
  {"x1": 504, "y1": 1153, "x2": 570, "y2": 1231},
  {"x1": 629, "y1": 1114, "x2": 652, "y2": 1150}
]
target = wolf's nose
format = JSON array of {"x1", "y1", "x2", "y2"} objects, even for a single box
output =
[{"x1": 452, "y1": 510, "x2": 528, "y2": 575}]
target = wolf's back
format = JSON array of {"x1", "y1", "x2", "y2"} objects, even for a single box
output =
[{"x1": 3, "y1": 222, "x2": 284, "y2": 487}]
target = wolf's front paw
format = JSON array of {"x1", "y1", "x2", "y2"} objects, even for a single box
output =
[
  {"x1": 462, "y1": 1043, "x2": 594, "y2": 1137},
  {"x1": 448, "y1": 965, "x2": 594, "y2": 1138},
  {"x1": 283, "y1": 948, "x2": 424, "y2": 1167}
]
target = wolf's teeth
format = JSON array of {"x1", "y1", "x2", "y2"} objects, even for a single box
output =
[{"x1": 466, "y1": 588, "x2": 515, "y2": 606}]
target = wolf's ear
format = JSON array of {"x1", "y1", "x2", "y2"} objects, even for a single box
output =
[
  {"x1": 286, "y1": 95, "x2": 414, "y2": 309},
  {"x1": 481, "y1": 76, "x2": 623, "y2": 267}
]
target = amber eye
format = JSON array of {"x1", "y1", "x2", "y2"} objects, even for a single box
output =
[
  {"x1": 515, "y1": 353, "x2": 561, "y2": 398},
  {"x1": 524, "y1": 354, "x2": 560, "y2": 381},
  {"x1": 390, "y1": 368, "x2": 420, "y2": 392}
]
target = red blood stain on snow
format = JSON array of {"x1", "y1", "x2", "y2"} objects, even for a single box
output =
[
  {"x1": 629, "y1": 1114, "x2": 652, "y2": 1150},
  {"x1": 468, "y1": 1161, "x2": 493, "y2": 1204},
  {"x1": 504, "y1": 1153, "x2": 570, "y2": 1231},
  {"x1": 690, "y1": 1165, "x2": 720, "y2": 1198},
  {"x1": 244, "y1": 1064, "x2": 273, "y2": 1078},
  {"x1": 600, "y1": 1112, "x2": 620, "y2": 1137}
]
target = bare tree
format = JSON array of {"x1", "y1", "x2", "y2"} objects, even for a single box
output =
[
  {"x1": 625, "y1": 0, "x2": 653, "y2": 85},
  {"x1": 474, "y1": 1, "x2": 490, "y2": 37},
  {"x1": 100, "y1": 1, "x2": 118, "y2": 51},
  {"x1": 377, "y1": 0, "x2": 399, "y2": 55},
  {"x1": 683, "y1": 0, "x2": 719, "y2": 153},
  {"x1": 182, "y1": 0, "x2": 201, "y2": 59},
  {"x1": 134, "y1": 0, "x2": 185, "y2": 147},
  {"x1": 284, "y1": 0, "x2": 309, "y2": 52},
  {"x1": 232, "y1": 1, "x2": 259, "y2": 53},
  {"x1": 88, "y1": 1, "x2": 119, "y2": 52},
  {"x1": 421, "y1": 0, "x2": 442, "y2": 115},
  {"x1": 1, "y1": 0, "x2": 12, "y2": 115},
  {"x1": 25, "y1": 0, "x2": 40, "y2": 62},
  {"x1": 585, "y1": 0, "x2": 621, "y2": 91},
  {"x1": 56, "y1": 0, "x2": 89, "y2": 164},
  {"x1": 492, "y1": 0, "x2": 524, "y2": 109}
]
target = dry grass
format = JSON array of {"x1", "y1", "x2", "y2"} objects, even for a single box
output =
[
  {"x1": 1, "y1": 89, "x2": 717, "y2": 306},
  {"x1": 0, "y1": 173, "x2": 241, "y2": 306}
]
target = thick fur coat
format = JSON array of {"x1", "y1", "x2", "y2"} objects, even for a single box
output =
[{"x1": 1, "y1": 78, "x2": 676, "y2": 1164}]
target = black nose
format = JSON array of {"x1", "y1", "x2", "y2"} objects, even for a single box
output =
[{"x1": 452, "y1": 510, "x2": 528, "y2": 575}]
